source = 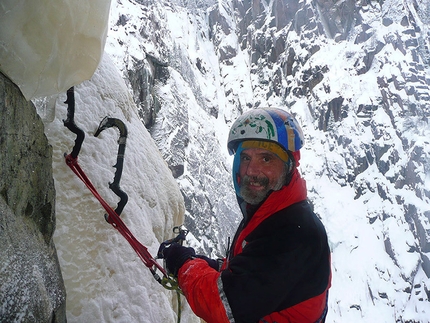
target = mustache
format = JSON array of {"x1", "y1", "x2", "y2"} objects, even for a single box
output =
[{"x1": 241, "y1": 175, "x2": 269, "y2": 187}]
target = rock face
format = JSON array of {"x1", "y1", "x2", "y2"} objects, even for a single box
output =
[{"x1": 0, "y1": 72, "x2": 66, "y2": 322}]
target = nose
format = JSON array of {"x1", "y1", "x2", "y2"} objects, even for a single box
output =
[{"x1": 243, "y1": 158, "x2": 261, "y2": 177}]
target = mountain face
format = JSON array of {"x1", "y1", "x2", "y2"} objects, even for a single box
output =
[
  {"x1": 2, "y1": 0, "x2": 426, "y2": 321},
  {"x1": 105, "y1": 0, "x2": 430, "y2": 321}
]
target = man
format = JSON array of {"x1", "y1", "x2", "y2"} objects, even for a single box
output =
[{"x1": 159, "y1": 108, "x2": 331, "y2": 323}]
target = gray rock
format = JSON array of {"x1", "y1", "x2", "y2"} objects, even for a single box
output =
[{"x1": 0, "y1": 72, "x2": 66, "y2": 323}]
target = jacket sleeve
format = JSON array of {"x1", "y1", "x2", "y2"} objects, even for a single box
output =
[{"x1": 178, "y1": 258, "x2": 231, "y2": 323}]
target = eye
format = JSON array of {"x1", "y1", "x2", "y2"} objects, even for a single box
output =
[
  {"x1": 240, "y1": 154, "x2": 250, "y2": 162},
  {"x1": 262, "y1": 155, "x2": 273, "y2": 162}
]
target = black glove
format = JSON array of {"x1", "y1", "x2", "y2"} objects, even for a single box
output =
[{"x1": 159, "y1": 243, "x2": 196, "y2": 276}]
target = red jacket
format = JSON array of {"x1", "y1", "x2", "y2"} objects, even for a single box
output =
[{"x1": 178, "y1": 170, "x2": 331, "y2": 323}]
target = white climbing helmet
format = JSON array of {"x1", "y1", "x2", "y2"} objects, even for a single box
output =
[{"x1": 227, "y1": 108, "x2": 304, "y2": 155}]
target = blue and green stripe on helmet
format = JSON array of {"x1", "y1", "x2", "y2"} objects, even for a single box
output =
[{"x1": 227, "y1": 108, "x2": 304, "y2": 154}]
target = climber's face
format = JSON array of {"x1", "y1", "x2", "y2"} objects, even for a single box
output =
[{"x1": 238, "y1": 148, "x2": 287, "y2": 205}]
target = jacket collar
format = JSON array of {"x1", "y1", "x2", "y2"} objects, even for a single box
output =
[{"x1": 233, "y1": 169, "x2": 307, "y2": 255}]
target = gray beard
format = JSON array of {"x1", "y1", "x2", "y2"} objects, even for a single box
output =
[
  {"x1": 239, "y1": 175, "x2": 270, "y2": 205},
  {"x1": 239, "y1": 170, "x2": 287, "y2": 205}
]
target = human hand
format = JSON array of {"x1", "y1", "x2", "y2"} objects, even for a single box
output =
[{"x1": 159, "y1": 243, "x2": 196, "y2": 276}]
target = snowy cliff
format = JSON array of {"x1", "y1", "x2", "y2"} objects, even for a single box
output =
[
  {"x1": 104, "y1": 0, "x2": 430, "y2": 322},
  {"x1": 1, "y1": 0, "x2": 429, "y2": 322}
]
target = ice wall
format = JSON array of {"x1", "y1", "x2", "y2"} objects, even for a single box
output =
[
  {"x1": 35, "y1": 54, "x2": 197, "y2": 322},
  {"x1": 0, "y1": 0, "x2": 111, "y2": 100}
]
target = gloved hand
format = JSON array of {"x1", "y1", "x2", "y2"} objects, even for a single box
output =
[{"x1": 159, "y1": 243, "x2": 196, "y2": 276}]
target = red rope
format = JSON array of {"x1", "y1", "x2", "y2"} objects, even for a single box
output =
[{"x1": 65, "y1": 154, "x2": 166, "y2": 276}]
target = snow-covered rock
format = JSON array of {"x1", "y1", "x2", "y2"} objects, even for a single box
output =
[{"x1": 105, "y1": 0, "x2": 430, "y2": 321}]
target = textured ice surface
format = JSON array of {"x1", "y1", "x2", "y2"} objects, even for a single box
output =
[{"x1": 0, "y1": 0, "x2": 111, "y2": 99}]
